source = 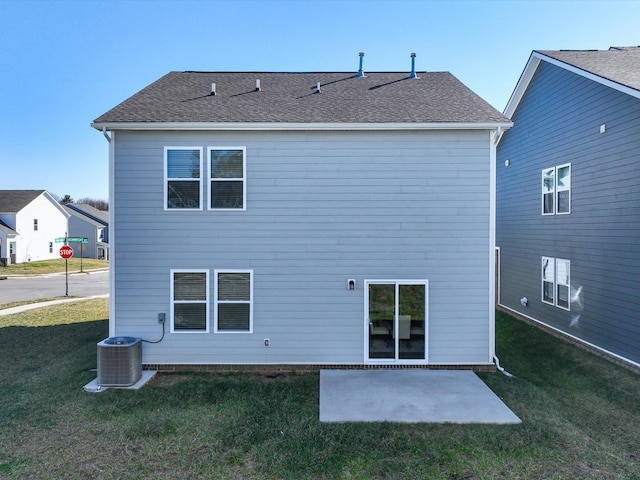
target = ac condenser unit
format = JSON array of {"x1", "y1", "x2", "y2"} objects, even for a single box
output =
[{"x1": 97, "y1": 336, "x2": 142, "y2": 387}]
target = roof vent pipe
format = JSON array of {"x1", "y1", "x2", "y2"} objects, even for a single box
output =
[
  {"x1": 316, "y1": 82, "x2": 321, "y2": 93},
  {"x1": 357, "y1": 52, "x2": 365, "y2": 77},
  {"x1": 256, "y1": 79, "x2": 261, "y2": 91},
  {"x1": 409, "y1": 53, "x2": 417, "y2": 78},
  {"x1": 211, "y1": 83, "x2": 217, "y2": 95}
]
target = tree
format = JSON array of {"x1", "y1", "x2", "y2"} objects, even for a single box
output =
[
  {"x1": 76, "y1": 197, "x2": 109, "y2": 211},
  {"x1": 60, "y1": 194, "x2": 74, "y2": 205}
]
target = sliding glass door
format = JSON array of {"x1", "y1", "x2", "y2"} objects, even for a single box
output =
[{"x1": 366, "y1": 280, "x2": 428, "y2": 361}]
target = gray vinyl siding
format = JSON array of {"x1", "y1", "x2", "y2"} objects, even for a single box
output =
[
  {"x1": 497, "y1": 60, "x2": 640, "y2": 365},
  {"x1": 112, "y1": 129, "x2": 493, "y2": 365}
]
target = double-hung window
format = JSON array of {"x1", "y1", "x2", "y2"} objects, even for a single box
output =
[
  {"x1": 541, "y1": 257, "x2": 570, "y2": 310},
  {"x1": 542, "y1": 163, "x2": 571, "y2": 215},
  {"x1": 165, "y1": 147, "x2": 203, "y2": 210},
  {"x1": 214, "y1": 270, "x2": 253, "y2": 332},
  {"x1": 208, "y1": 147, "x2": 246, "y2": 210},
  {"x1": 171, "y1": 270, "x2": 209, "y2": 332}
]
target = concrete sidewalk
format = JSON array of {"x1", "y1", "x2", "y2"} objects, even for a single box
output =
[
  {"x1": 0, "y1": 294, "x2": 108, "y2": 316},
  {"x1": 320, "y1": 369, "x2": 521, "y2": 424}
]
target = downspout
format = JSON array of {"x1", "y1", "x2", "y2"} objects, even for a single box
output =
[
  {"x1": 100, "y1": 126, "x2": 116, "y2": 337},
  {"x1": 102, "y1": 126, "x2": 112, "y2": 143},
  {"x1": 490, "y1": 126, "x2": 514, "y2": 377}
]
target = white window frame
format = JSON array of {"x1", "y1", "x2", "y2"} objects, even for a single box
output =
[
  {"x1": 214, "y1": 269, "x2": 253, "y2": 333},
  {"x1": 207, "y1": 147, "x2": 246, "y2": 211},
  {"x1": 555, "y1": 163, "x2": 571, "y2": 215},
  {"x1": 556, "y1": 258, "x2": 571, "y2": 311},
  {"x1": 164, "y1": 147, "x2": 203, "y2": 211},
  {"x1": 541, "y1": 256, "x2": 555, "y2": 305},
  {"x1": 541, "y1": 257, "x2": 570, "y2": 311},
  {"x1": 34, "y1": 219, "x2": 38, "y2": 231},
  {"x1": 170, "y1": 269, "x2": 210, "y2": 333},
  {"x1": 541, "y1": 163, "x2": 571, "y2": 215}
]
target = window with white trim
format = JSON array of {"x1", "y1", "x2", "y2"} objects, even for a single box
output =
[
  {"x1": 34, "y1": 219, "x2": 38, "y2": 231},
  {"x1": 541, "y1": 257, "x2": 570, "y2": 310},
  {"x1": 208, "y1": 147, "x2": 246, "y2": 210},
  {"x1": 165, "y1": 147, "x2": 203, "y2": 210},
  {"x1": 542, "y1": 163, "x2": 571, "y2": 215},
  {"x1": 214, "y1": 270, "x2": 253, "y2": 332},
  {"x1": 171, "y1": 270, "x2": 209, "y2": 332}
]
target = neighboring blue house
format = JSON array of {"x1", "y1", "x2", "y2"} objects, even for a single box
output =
[
  {"x1": 65, "y1": 203, "x2": 109, "y2": 260},
  {"x1": 92, "y1": 55, "x2": 511, "y2": 370},
  {"x1": 497, "y1": 47, "x2": 640, "y2": 369}
]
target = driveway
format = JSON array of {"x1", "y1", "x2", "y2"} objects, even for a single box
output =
[{"x1": 0, "y1": 270, "x2": 109, "y2": 305}]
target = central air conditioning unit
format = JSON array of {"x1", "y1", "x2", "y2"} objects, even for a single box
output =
[{"x1": 97, "y1": 336, "x2": 142, "y2": 387}]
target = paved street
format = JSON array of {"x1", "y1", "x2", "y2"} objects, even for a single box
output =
[{"x1": 0, "y1": 271, "x2": 109, "y2": 305}]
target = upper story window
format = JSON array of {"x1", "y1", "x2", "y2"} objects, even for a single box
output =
[
  {"x1": 34, "y1": 219, "x2": 38, "y2": 231},
  {"x1": 208, "y1": 147, "x2": 246, "y2": 210},
  {"x1": 165, "y1": 147, "x2": 203, "y2": 210},
  {"x1": 542, "y1": 163, "x2": 571, "y2": 215},
  {"x1": 541, "y1": 256, "x2": 570, "y2": 311}
]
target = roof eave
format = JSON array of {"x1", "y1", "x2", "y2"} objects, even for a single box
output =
[
  {"x1": 504, "y1": 50, "x2": 640, "y2": 119},
  {"x1": 91, "y1": 121, "x2": 512, "y2": 132}
]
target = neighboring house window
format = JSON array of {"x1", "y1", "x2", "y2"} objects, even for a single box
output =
[
  {"x1": 34, "y1": 219, "x2": 38, "y2": 231},
  {"x1": 171, "y1": 270, "x2": 209, "y2": 332},
  {"x1": 165, "y1": 147, "x2": 203, "y2": 210},
  {"x1": 208, "y1": 147, "x2": 246, "y2": 210},
  {"x1": 541, "y1": 257, "x2": 570, "y2": 310},
  {"x1": 49, "y1": 242, "x2": 53, "y2": 253},
  {"x1": 215, "y1": 270, "x2": 253, "y2": 332},
  {"x1": 542, "y1": 163, "x2": 571, "y2": 215}
]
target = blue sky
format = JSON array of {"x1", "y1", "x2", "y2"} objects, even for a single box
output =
[{"x1": 1, "y1": 0, "x2": 638, "y2": 201}]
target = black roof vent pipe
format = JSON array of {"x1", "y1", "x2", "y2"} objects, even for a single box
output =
[
  {"x1": 357, "y1": 52, "x2": 365, "y2": 77},
  {"x1": 409, "y1": 53, "x2": 418, "y2": 78}
]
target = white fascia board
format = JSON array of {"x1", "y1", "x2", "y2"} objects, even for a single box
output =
[
  {"x1": 42, "y1": 191, "x2": 71, "y2": 219},
  {"x1": 504, "y1": 50, "x2": 640, "y2": 119},
  {"x1": 91, "y1": 121, "x2": 512, "y2": 132},
  {"x1": 503, "y1": 53, "x2": 541, "y2": 119}
]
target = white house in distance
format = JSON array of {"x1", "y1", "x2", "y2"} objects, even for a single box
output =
[
  {"x1": 92, "y1": 54, "x2": 512, "y2": 371},
  {"x1": 0, "y1": 190, "x2": 69, "y2": 265}
]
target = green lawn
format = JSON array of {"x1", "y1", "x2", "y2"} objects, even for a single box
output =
[
  {"x1": 0, "y1": 258, "x2": 108, "y2": 275},
  {"x1": 0, "y1": 302, "x2": 639, "y2": 479}
]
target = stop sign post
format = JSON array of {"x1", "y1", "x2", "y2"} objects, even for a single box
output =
[{"x1": 59, "y1": 245, "x2": 73, "y2": 296}]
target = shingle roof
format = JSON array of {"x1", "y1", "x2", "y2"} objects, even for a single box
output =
[
  {"x1": 66, "y1": 204, "x2": 108, "y2": 225},
  {"x1": 0, "y1": 190, "x2": 46, "y2": 214},
  {"x1": 536, "y1": 47, "x2": 640, "y2": 92},
  {"x1": 0, "y1": 218, "x2": 18, "y2": 236},
  {"x1": 93, "y1": 71, "x2": 510, "y2": 125}
]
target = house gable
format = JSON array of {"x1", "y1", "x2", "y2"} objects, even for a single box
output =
[
  {"x1": 94, "y1": 65, "x2": 510, "y2": 369},
  {"x1": 497, "y1": 48, "x2": 640, "y2": 368}
]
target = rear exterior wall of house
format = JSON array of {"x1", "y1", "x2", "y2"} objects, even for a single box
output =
[{"x1": 111, "y1": 129, "x2": 495, "y2": 366}]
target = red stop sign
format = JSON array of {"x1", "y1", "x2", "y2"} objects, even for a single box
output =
[{"x1": 59, "y1": 245, "x2": 74, "y2": 259}]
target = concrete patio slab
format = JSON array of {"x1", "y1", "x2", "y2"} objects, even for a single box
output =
[{"x1": 320, "y1": 369, "x2": 521, "y2": 424}]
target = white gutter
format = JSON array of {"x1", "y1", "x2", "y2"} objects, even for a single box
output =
[
  {"x1": 102, "y1": 126, "x2": 112, "y2": 142},
  {"x1": 92, "y1": 121, "x2": 513, "y2": 132}
]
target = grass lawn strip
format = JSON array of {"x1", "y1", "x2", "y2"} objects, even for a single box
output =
[{"x1": 0, "y1": 303, "x2": 639, "y2": 479}]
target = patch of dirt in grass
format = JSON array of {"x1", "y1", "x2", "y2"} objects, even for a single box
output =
[{"x1": 147, "y1": 374, "x2": 192, "y2": 387}]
